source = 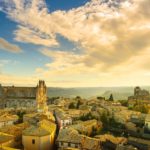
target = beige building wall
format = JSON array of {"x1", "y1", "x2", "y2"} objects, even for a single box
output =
[
  {"x1": 23, "y1": 136, "x2": 41, "y2": 150},
  {"x1": 40, "y1": 135, "x2": 51, "y2": 150},
  {"x1": 22, "y1": 134, "x2": 54, "y2": 150}
]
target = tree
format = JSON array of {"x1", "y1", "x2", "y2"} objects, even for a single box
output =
[
  {"x1": 119, "y1": 100, "x2": 128, "y2": 106},
  {"x1": 134, "y1": 104, "x2": 149, "y2": 114},
  {"x1": 16, "y1": 111, "x2": 26, "y2": 123},
  {"x1": 69, "y1": 102, "x2": 76, "y2": 109},
  {"x1": 97, "y1": 97, "x2": 105, "y2": 100},
  {"x1": 76, "y1": 96, "x2": 81, "y2": 99},
  {"x1": 100, "y1": 112, "x2": 108, "y2": 125},
  {"x1": 109, "y1": 94, "x2": 114, "y2": 101},
  {"x1": 76, "y1": 100, "x2": 82, "y2": 109},
  {"x1": 79, "y1": 112, "x2": 96, "y2": 121},
  {"x1": 90, "y1": 126, "x2": 97, "y2": 137}
]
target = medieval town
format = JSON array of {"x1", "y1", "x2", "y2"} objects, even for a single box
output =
[
  {"x1": 0, "y1": 81, "x2": 149, "y2": 150},
  {"x1": 0, "y1": 0, "x2": 150, "y2": 149}
]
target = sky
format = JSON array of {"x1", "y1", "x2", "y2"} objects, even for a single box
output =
[{"x1": 0, "y1": 0, "x2": 150, "y2": 87}]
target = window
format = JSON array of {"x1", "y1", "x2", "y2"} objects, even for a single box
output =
[
  {"x1": 32, "y1": 139, "x2": 35, "y2": 144},
  {"x1": 75, "y1": 144, "x2": 78, "y2": 148}
]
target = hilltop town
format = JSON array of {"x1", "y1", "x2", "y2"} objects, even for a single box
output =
[
  {"x1": 0, "y1": 81, "x2": 150, "y2": 150},
  {"x1": 0, "y1": 0, "x2": 150, "y2": 149}
]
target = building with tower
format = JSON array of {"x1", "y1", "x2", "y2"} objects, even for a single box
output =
[
  {"x1": 129, "y1": 86, "x2": 150, "y2": 101},
  {"x1": 128, "y1": 86, "x2": 150, "y2": 107},
  {"x1": 22, "y1": 80, "x2": 57, "y2": 150}
]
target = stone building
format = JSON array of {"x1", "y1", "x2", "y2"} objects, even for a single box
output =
[
  {"x1": 56, "y1": 128, "x2": 101, "y2": 150},
  {"x1": 0, "y1": 114, "x2": 18, "y2": 128},
  {"x1": 69, "y1": 119, "x2": 101, "y2": 136},
  {"x1": 1, "y1": 86, "x2": 36, "y2": 98},
  {"x1": 22, "y1": 80, "x2": 57, "y2": 150},
  {"x1": 0, "y1": 81, "x2": 50, "y2": 110},
  {"x1": 134, "y1": 87, "x2": 149, "y2": 97},
  {"x1": 128, "y1": 87, "x2": 150, "y2": 107},
  {"x1": 128, "y1": 86, "x2": 150, "y2": 101},
  {"x1": 5, "y1": 98, "x2": 36, "y2": 109},
  {"x1": 22, "y1": 119, "x2": 56, "y2": 150},
  {"x1": 36, "y1": 80, "x2": 48, "y2": 113},
  {"x1": 0, "y1": 84, "x2": 36, "y2": 109},
  {"x1": 0, "y1": 123, "x2": 29, "y2": 148},
  {"x1": 54, "y1": 109, "x2": 72, "y2": 129}
]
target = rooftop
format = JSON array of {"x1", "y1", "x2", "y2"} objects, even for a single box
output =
[
  {"x1": 70, "y1": 119, "x2": 98, "y2": 132},
  {"x1": 56, "y1": 128, "x2": 82, "y2": 144},
  {"x1": 95, "y1": 134, "x2": 127, "y2": 144},
  {"x1": 0, "y1": 132, "x2": 14, "y2": 144},
  {"x1": 23, "y1": 119, "x2": 56, "y2": 137},
  {"x1": 128, "y1": 137, "x2": 150, "y2": 146},
  {"x1": 0, "y1": 114, "x2": 18, "y2": 122},
  {"x1": 23, "y1": 126, "x2": 50, "y2": 137},
  {"x1": 57, "y1": 128, "x2": 100, "y2": 150},
  {"x1": 55, "y1": 109, "x2": 71, "y2": 120},
  {"x1": 81, "y1": 136, "x2": 100, "y2": 149},
  {"x1": 40, "y1": 119, "x2": 56, "y2": 134},
  {"x1": 0, "y1": 123, "x2": 29, "y2": 137}
]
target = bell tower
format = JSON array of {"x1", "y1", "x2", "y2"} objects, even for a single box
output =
[{"x1": 36, "y1": 80, "x2": 48, "y2": 113}]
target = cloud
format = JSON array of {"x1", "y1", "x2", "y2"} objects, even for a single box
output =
[
  {"x1": 14, "y1": 25, "x2": 59, "y2": 47},
  {"x1": 0, "y1": 38, "x2": 22, "y2": 53},
  {"x1": 0, "y1": 0, "x2": 128, "y2": 48},
  {"x1": 0, "y1": 0, "x2": 150, "y2": 86},
  {"x1": 40, "y1": 49, "x2": 85, "y2": 70},
  {"x1": 0, "y1": 72, "x2": 39, "y2": 86},
  {"x1": 1, "y1": 0, "x2": 149, "y2": 66}
]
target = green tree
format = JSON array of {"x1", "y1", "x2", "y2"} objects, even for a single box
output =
[
  {"x1": 76, "y1": 100, "x2": 82, "y2": 109},
  {"x1": 97, "y1": 97, "x2": 105, "y2": 100},
  {"x1": 119, "y1": 100, "x2": 128, "y2": 106},
  {"x1": 109, "y1": 94, "x2": 114, "y2": 101},
  {"x1": 76, "y1": 96, "x2": 81, "y2": 99},
  {"x1": 17, "y1": 111, "x2": 26, "y2": 123},
  {"x1": 69, "y1": 102, "x2": 76, "y2": 109},
  {"x1": 134, "y1": 104, "x2": 149, "y2": 114},
  {"x1": 100, "y1": 112, "x2": 109, "y2": 130},
  {"x1": 79, "y1": 112, "x2": 96, "y2": 121},
  {"x1": 90, "y1": 126, "x2": 97, "y2": 137}
]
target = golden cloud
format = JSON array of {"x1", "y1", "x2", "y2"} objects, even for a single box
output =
[
  {"x1": 0, "y1": 38, "x2": 22, "y2": 53},
  {"x1": 0, "y1": 0, "x2": 150, "y2": 86}
]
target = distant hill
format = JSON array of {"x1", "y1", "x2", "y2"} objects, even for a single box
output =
[
  {"x1": 47, "y1": 86, "x2": 150, "y2": 100},
  {"x1": 47, "y1": 86, "x2": 137, "y2": 100},
  {"x1": 1, "y1": 84, "x2": 150, "y2": 100}
]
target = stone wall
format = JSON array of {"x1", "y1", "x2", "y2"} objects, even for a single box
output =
[
  {"x1": 1, "y1": 86, "x2": 36, "y2": 98},
  {"x1": 0, "y1": 98, "x2": 36, "y2": 109},
  {"x1": 128, "y1": 87, "x2": 150, "y2": 101},
  {"x1": 0, "y1": 85, "x2": 37, "y2": 109}
]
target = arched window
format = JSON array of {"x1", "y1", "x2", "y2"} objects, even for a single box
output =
[{"x1": 32, "y1": 139, "x2": 35, "y2": 144}]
